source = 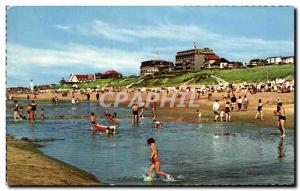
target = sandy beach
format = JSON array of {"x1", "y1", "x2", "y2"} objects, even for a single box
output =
[{"x1": 6, "y1": 135, "x2": 104, "y2": 186}]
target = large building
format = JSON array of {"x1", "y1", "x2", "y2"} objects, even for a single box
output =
[
  {"x1": 140, "y1": 60, "x2": 174, "y2": 76},
  {"x1": 174, "y1": 47, "x2": 215, "y2": 73}
]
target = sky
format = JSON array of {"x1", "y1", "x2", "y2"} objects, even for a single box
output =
[{"x1": 6, "y1": 6, "x2": 294, "y2": 87}]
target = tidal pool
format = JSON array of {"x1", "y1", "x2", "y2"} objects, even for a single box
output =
[{"x1": 6, "y1": 100, "x2": 295, "y2": 186}]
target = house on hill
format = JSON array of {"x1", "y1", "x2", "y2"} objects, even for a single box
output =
[
  {"x1": 281, "y1": 56, "x2": 294, "y2": 64},
  {"x1": 140, "y1": 60, "x2": 174, "y2": 76},
  {"x1": 227, "y1": 61, "x2": 243, "y2": 69},
  {"x1": 266, "y1": 56, "x2": 282, "y2": 64},
  {"x1": 219, "y1": 58, "x2": 229, "y2": 69},
  {"x1": 95, "y1": 70, "x2": 123, "y2": 79},
  {"x1": 247, "y1": 59, "x2": 267, "y2": 67},
  {"x1": 203, "y1": 54, "x2": 221, "y2": 69},
  {"x1": 68, "y1": 73, "x2": 95, "y2": 83}
]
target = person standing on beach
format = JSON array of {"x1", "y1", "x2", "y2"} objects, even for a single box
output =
[
  {"x1": 13, "y1": 100, "x2": 19, "y2": 121},
  {"x1": 145, "y1": 138, "x2": 171, "y2": 181},
  {"x1": 237, "y1": 96, "x2": 243, "y2": 111},
  {"x1": 212, "y1": 100, "x2": 220, "y2": 122},
  {"x1": 72, "y1": 96, "x2": 76, "y2": 104},
  {"x1": 87, "y1": 93, "x2": 90, "y2": 101},
  {"x1": 254, "y1": 99, "x2": 264, "y2": 120},
  {"x1": 242, "y1": 95, "x2": 249, "y2": 111},
  {"x1": 230, "y1": 94, "x2": 236, "y2": 111},
  {"x1": 274, "y1": 102, "x2": 286, "y2": 138},
  {"x1": 96, "y1": 92, "x2": 100, "y2": 102},
  {"x1": 225, "y1": 101, "x2": 231, "y2": 122}
]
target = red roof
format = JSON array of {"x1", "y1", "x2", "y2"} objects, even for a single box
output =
[
  {"x1": 75, "y1": 74, "x2": 94, "y2": 81},
  {"x1": 207, "y1": 54, "x2": 221, "y2": 60},
  {"x1": 103, "y1": 70, "x2": 122, "y2": 76}
]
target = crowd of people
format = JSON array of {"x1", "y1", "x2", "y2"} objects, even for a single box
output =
[
  {"x1": 211, "y1": 93, "x2": 286, "y2": 137},
  {"x1": 12, "y1": 100, "x2": 45, "y2": 122}
]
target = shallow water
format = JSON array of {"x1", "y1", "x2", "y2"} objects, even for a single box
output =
[{"x1": 6, "y1": 100, "x2": 295, "y2": 186}]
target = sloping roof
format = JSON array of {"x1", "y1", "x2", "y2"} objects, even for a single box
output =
[
  {"x1": 220, "y1": 58, "x2": 229, "y2": 62},
  {"x1": 75, "y1": 74, "x2": 94, "y2": 81},
  {"x1": 103, "y1": 70, "x2": 122, "y2": 76},
  {"x1": 207, "y1": 54, "x2": 221, "y2": 60}
]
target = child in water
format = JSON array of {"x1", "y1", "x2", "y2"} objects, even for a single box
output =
[
  {"x1": 40, "y1": 108, "x2": 45, "y2": 120},
  {"x1": 196, "y1": 109, "x2": 202, "y2": 118},
  {"x1": 153, "y1": 120, "x2": 164, "y2": 128},
  {"x1": 145, "y1": 138, "x2": 171, "y2": 181}
]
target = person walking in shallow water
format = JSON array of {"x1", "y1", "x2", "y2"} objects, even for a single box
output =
[
  {"x1": 146, "y1": 138, "x2": 171, "y2": 181},
  {"x1": 274, "y1": 102, "x2": 286, "y2": 138},
  {"x1": 225, "y1": 101, "x2": 231, "y2": 122}
]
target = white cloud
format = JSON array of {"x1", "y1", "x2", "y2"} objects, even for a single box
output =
[
  {"x1": 57, "y1": 20, "x2": 294, "y2": 62},
  {"x1": 6, "y1": 42, "x2": 156, "y2": 86},
  {"x1": 7, "y1": 42, "x2": 151, "y2": 69}
]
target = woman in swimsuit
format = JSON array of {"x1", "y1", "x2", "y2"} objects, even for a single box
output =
[
  {"x1": 255, "y1": 99, "x2": 264, "y2": 120},
  {"x1": 274, "y1": 102, "x2": 286, "y2": 138},
  {"x1": 225, "y1": 101, "x2": 231, "y2": 122},
  {"x1": 146, "y1": 138, "x2": 171, "y2": 181}
]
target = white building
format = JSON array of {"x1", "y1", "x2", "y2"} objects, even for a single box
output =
[
  {"x1": 266, "y1": 56, "x2": 282, "y2": 64},
  {"x1": 68, "y1": 73, "x2": 95, "y2": 83},
  {"x1": 281, "y1": 56, "x2": 294, "y2": 64}
]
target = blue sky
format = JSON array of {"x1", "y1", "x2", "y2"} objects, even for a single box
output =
[{"x1": 7, "y1": 6, "x2": 294, "y2": 87}]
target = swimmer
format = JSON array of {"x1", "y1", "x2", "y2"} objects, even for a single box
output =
[
  {"x1": 153, "y1": 120, "x2": 164, "y2": 128},
  {"x1": 146, "y1": 138, "x2": 171, "y2": 181}
]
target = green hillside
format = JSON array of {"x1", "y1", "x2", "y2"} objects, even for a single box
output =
[{"x1": 54, "y1": 64, "x2": 294, "y2": 89}]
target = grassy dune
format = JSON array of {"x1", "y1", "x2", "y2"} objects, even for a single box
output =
[{"x1": 55, "y1": 64, "x2": 294, "y2": 89}]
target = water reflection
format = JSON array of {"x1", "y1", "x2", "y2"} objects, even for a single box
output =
[{"x1": 278, "y1": 137, "x2": 286, "y2": 159}]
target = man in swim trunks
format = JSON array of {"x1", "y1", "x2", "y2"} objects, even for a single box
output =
[
  {"x1": 274, "y1": 102, "x2": 286, "y2": 138},
  {"x1": 132, "y1": 101, "x2": 139, "y2": 124},
  {"x1": 146, "y1": 138, "x2": 171, "y2": 181}
]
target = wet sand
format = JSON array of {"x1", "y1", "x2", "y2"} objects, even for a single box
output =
[{"x1": 6, "y1": 135, "x2": 104, "y2": 186}]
